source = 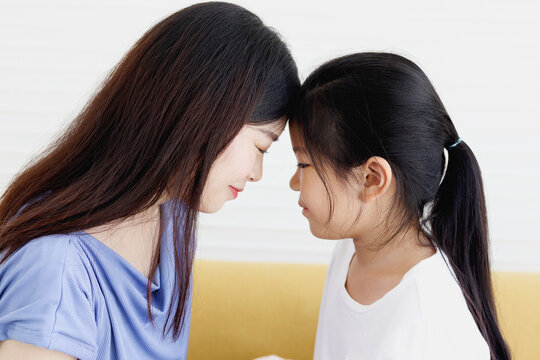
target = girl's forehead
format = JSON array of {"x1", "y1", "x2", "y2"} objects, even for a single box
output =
[
  {"x1": 288, "y1": 123, "x2": 303, "y2": 141},
  {"x1": 289, "y1": 130, "x2": 308, "y2": 153}
]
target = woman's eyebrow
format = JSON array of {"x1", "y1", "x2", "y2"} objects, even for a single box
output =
[
  {"x1": 256, "y1": 128, "x2": 279, "y2": 142},
  {"x1": 292, "y1": 146, "x2": 306, "y2": 153}
]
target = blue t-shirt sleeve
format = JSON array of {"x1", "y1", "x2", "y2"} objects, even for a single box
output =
[{"x1": 0, "y1": 234, "x2": 98, "y2": 360}]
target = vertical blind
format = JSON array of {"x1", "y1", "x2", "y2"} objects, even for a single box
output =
[{"x1": 1, "y1": 0, "x2": 538, "y2": 271}]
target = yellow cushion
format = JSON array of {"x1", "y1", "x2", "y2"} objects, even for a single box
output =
[
  {"x1": 493, "y1": 272, "x2": 540, "y2": 360},
  {"x1": 188, "y1": 260, "x2": 540, "y2": 360}
]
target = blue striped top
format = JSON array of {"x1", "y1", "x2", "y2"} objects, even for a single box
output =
[{"x1": 0, "y1": 200, "x2": 191, "y2": 359}]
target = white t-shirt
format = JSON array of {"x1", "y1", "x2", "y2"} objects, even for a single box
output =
[{"x1": 314, "y1": 239, "x2": 490, "y2": 360}]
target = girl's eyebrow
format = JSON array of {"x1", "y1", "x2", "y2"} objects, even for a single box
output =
[
  {"x1": 293, "y1": 146, "x2": 306, "y2": 153},
  {"x1": 256, "y1": 128, "x2": 279, "y2": 142}
]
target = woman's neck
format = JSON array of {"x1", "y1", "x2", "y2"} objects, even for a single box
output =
[{"x1": 84, "y1": 203, "x2": 162, "y2": 279}]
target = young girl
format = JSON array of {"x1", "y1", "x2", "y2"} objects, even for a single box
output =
[
  {"x1": 0, "y1": 2, "x2": 298, "y2": 359},
  {"x1": 289, "y1": 53, "x2": 510, "y2": 359}
]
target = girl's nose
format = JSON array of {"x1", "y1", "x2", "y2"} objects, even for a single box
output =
[{"x1": 289, "y1": 169, "x2": 300, "y2": 191}]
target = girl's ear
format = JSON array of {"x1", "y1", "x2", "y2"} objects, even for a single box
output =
[{"x1": 358, "y1": 156, "x2": 393, "y2": 203}]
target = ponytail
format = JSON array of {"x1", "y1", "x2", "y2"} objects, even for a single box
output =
[
  {"x1": 290, "y1": 52, "x2": 511, "y2": 359},
  {"x1": 431, "y1": 140, "x2": 511, "y2": 360}
]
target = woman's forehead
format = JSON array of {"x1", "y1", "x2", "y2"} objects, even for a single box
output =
[{"x1": 248, "y1": 121, "x2": 286, "y2": 141}]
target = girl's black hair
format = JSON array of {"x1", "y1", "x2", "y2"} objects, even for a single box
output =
[{"x1": 290, "y1": 52, "x2": 510, "y2": 359}]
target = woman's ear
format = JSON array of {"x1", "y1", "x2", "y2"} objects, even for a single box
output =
[{"x1": 358, "y1": 156, "x2": 393, "y2": 203}]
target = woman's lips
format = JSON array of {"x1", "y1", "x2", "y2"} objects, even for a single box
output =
[{"x1": 229, "y1": 185, "x2": 243, "y2": 199}]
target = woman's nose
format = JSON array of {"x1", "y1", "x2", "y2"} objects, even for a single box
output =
[{"x1": 248, "y1": 158, "x2": 263, "y2": 182}]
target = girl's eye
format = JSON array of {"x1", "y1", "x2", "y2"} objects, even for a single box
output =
[
  {"x1": 297, "y1": 163, "x2": 309, "y2": 169},
  {"x1": 257, "y1": 147, "x2": 268, "y2": 154}
]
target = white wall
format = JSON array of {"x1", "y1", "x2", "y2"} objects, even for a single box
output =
[{"x1": 1, "y1": 0, "x2": 539, "y2": 271}]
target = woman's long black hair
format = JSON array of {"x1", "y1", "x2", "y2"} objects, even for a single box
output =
[
  {"x1": 290, "y1": 52, "x2": 510, "y2": 359},
  {"x1": 0, "y1": 2, "x2": 299, "y2": 340}
]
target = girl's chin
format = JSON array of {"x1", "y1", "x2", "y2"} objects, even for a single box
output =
[{"x1": 309, "y1": 224, "x2": 342, "y2": 240}]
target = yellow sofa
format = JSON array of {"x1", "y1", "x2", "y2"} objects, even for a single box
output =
[{"x1": 187, "y1": 260, "x2": 540, "y2": 360}]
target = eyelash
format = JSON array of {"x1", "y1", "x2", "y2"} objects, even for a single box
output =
[
  {"x1": 297, "y1": 163, "x2": 309, "y2": 168},
  {"x1": 257, "y1": 147, "x2": 268, "y2": 154}
]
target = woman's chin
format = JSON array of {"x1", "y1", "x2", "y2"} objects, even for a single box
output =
[{"x1": 198, "y1": 200, "x2": 225, "y2": 214}]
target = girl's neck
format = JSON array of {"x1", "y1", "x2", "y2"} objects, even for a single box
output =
[
  {"x1": 346, "y1": 227, "x2": 435, "y2": 306},
  {"x1": 351, "y1": 226, "x2": 435, "y2": 275}
]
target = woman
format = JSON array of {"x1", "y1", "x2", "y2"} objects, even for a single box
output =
[{"x1": 0, "y1": 2, "x2": 299, "y2": 359}]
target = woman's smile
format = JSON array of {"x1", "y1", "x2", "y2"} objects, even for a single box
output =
[{"x1": 229, "y1": 185, "x2": 243, "y2": 199}]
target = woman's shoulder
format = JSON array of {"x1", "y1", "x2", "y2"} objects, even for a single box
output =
[
  {"x1": 1, "y1": 232, "x2": 89, "y2": 268},
  {"x1": 0, "y1": 232, "x2": 95, "y2": 300},
  {"x1": 0, "y1": 232, "x2": 99, "y2": 359}
]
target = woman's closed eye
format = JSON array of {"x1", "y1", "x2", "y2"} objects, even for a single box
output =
[
  {"x1": 297, "y1": 163, "x2": 309, "y2": 168},
  {"x1": 257, "y1": 146, "x2": 268, "y2": 154}
]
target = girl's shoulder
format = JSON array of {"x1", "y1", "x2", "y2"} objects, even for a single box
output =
[
  {"x1": 411, "y1": 249, "x2": 470, "y2": 313},
  {"x1": 411, "y1": 250, "x2": 490, "y2": 358},
  {"x1": 325, "y1": 239, "x2": 355, "y2": 279},
  {"x1": 412, "y1": 249, "x2": 466, "y2": 301},
  {"x1": 329, "y1": 239, "x2": 355, "y2": 262}
]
